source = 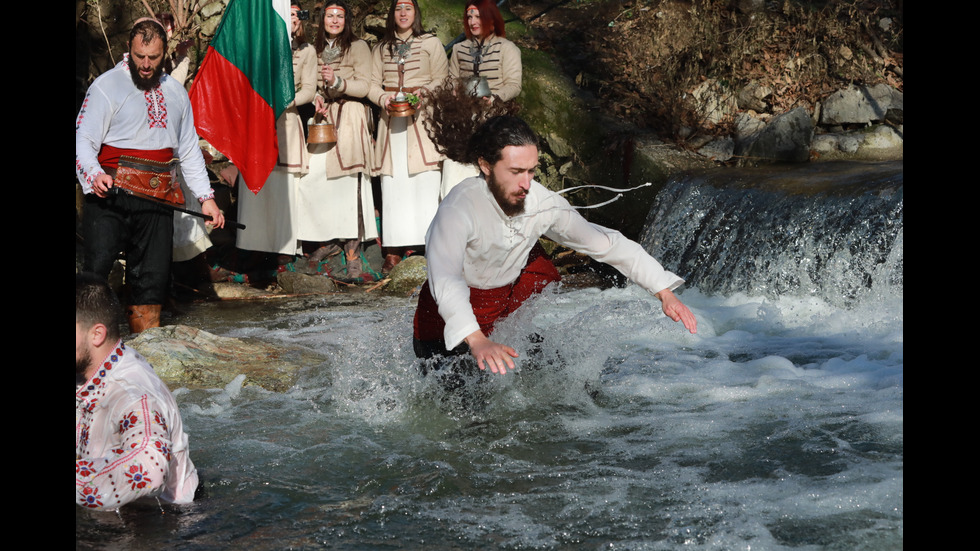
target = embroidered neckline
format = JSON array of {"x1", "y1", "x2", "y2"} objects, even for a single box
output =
[{"x1": 76, "y1": 341, "x2": 126, "y2": 402}]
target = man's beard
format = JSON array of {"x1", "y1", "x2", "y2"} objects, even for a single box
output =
[
  {"x1": 76, "y1": 346, "x2": 91, "y2": 386},
  {"x1": 129, "y1": 56, "x2": 164, "y2": 91},
  {"x1": 487, "y1": 171, "x2": 525, "y2": 216}
]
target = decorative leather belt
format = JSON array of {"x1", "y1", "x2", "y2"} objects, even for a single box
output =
[
  {"x1": 384, "y1": 86, "x2": 420, "y2": 93},
  {"x1": 116, "y1": 155, "x2": 184, "y2": 205}
]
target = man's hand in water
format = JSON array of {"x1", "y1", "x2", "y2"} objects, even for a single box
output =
[
  {"x1": 465, "y1": 330, "x2": 519, "y2": 374},
  {"x1": 655, "y1": 288, "x2": 698, "y2": 334}
]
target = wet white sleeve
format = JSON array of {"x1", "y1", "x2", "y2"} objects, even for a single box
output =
[
  {"x1": 425, "y1": 202, "x2": 481, "y2": 350},
  {"x1": 544, "y1": 195, "x2": 684, "y2": 295}
]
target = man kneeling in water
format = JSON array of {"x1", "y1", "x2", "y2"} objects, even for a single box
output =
[{"x1": 413, "y1": 115, "x2": 697, "y2": 374}]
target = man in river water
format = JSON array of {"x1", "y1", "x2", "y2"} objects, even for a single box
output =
[
  {"x1": 76, "y1": 273, "x2": 199, "y2": 510},
  {"x1": 413, "y1": 115, "x2": 697, "y2": 373}
]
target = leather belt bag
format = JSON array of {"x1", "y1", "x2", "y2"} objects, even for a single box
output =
[{"x1": 116, "y1": 155, "x2": 184, "y2": 205}]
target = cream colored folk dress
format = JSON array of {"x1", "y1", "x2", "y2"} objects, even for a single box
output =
[
  {"x1": 295, "y1": 38, "x2": 378, "y2": 243},
  {"x1": 369, "y1": 34, "x2": 448, "y2": 248}
]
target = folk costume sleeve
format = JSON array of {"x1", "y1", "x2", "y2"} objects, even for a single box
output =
[
  {"x1": 493, "y1": 37, "x2": 522, "y2": 102},
  {"x1": 421, "y1": 34, "x2": 450, "y2": 95},
  {"x1": 76, "y1": 343, "x2": 199, "y2": 510},
  {"x1": 75, "y1": 81, "x2": 113, "y2": 195},
  {"x1": 424, "y1": 187, "x2": 482, "y2": 349},
  {"x1": 320, "y1": 40, "x2": 372, "y2": 100},
  {"x1": 169, "y1": 54, "x2": 191, "y2": 87},
  {"x1": 294, "y1": 42, "x2": 319, "y2": 107},
  {"x1": 168, "y1": 76, "x2": 214, "y2": 201},
  {"x1": 277, "y1": 43, "x2": 318, "y2": 173},
  {"x1": 448, "y1": 42, "x2": 462, "y2": 81},
  {"x1": 368, "y1": 43, "x2": 388, "y2": 107}
]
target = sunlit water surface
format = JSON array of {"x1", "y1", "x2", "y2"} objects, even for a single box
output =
[{"x1": 77, "y1": 282, "x2": 902, "y2": 550}]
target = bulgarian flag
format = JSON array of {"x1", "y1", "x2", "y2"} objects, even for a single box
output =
[{"x1": 189, "y1": 0, "x2": 294, "y2": 194}]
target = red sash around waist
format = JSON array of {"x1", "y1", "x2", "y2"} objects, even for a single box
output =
[
  {"x1": 413, "y1": 243, "x2": 561, "y2": 342},
  {"x1": 97, "y1": 145, "x2": 174, "y2": 170}
]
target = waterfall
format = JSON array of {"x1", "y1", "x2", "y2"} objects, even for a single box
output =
[{"x1": 641, "y1": 161, "x2": 903, "y2": 307}]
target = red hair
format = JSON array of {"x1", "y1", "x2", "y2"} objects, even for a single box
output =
[{"x1": 464, "y1": 0, "x2": 505, "y2": 40}]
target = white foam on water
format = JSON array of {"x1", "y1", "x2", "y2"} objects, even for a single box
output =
[{"x1": 90, "y1": 279, "x2": 900, "y2": 549}]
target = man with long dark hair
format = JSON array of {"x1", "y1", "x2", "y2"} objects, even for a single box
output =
[{"x1": 414, "y1": 116, "x2": 697, "y2": 373}]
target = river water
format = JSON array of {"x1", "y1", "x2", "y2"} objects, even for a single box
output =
[{"x1": 76, "y1": 161, "x2": 903, "y2": 550}]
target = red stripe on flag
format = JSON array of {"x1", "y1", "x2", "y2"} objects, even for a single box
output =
[{"x1": 190, "y1": 47, "x2": 279, "y2": 195}]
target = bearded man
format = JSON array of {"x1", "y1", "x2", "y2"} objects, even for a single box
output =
[
  {"x1": 76, "y1": 273, "x2": 198, "y2": 510},
  {"x1": 76, "y1": 18, "x2": 224, "y2": 332},
  {"x1": 413, "y1": 116, "x2": 697, "y2": 373}
]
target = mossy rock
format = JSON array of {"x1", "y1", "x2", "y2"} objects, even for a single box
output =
[{"x1": 382, "y1": 255, "x2": 428, "y2": 296}]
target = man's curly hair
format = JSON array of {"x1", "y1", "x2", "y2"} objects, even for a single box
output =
[{"x1": 422, "y1": 79, "x2": 521, "y2": 164}]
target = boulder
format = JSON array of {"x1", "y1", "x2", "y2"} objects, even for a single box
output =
[
  {"x1": 689, "y1": 79, "x2": 739, "y2": 126},
  {"x1": 698, "y1": 136, "x2": 735, "y2": 162},
  {"x1": 736, "y1": 81, "x2": 773, "y2": 112},
  {"x1": 810, "y1": 125, "x2": 903, "y2": 161},
  {"x1": 129, "y1": 325, "x2": 323, "y2": 391},
  {"x1": 382, "y1": 255, "x2": 428, "y2": 296},
  {"x1": 820, "y1": 84, "x2": 903, "y2": 126},
  {"x1": 735, "y1": 107, "x2": 814, "y2": 163},
  {"x1": 278, "y1": 271, "x2": 339, "y2": 294}
]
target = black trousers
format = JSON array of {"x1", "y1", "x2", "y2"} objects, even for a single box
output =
[{"x1": 82, "y1": 192, "x2": 173, "y2": 305}]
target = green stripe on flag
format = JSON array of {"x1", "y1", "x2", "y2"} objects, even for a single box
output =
[{"x1": 209, "y1": 0, "x2": 294, "y2": 119}]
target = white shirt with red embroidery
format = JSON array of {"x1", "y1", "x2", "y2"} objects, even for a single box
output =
[
  {"x1": 76, "y1": 341, "x2": 199, "y2": 510},
  {"x1": 74, "y1": 55, "x2": 213, "y2": 200}
]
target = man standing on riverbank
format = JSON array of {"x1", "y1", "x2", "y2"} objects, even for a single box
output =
[
  {"x1": 76, "y1": 273, "x2": 199, "y2": 510},
  {"x1": 76, "y1": 18, "x2": 224, "y2": 332},
  {"x1": 413, "y1": 115, "x2": 697, "y2": 373}
]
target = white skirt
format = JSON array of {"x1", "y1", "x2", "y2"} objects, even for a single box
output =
[
  {"x1": 236, "y1": 168, "x2": 301, "y2": 255},
  {"x1": 295, "y1": 147, "x2": 378, "y2": 243},
  {"x1": 380, "y1": 117, "x2": 440, "y2": 248}
]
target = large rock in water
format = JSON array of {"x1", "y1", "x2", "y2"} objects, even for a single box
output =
[
  {"x1": 128, "y1": 325, "x2": 324, "y2": 391},
  {"x1": 382, "y1": 255, "x2": 428, "y2": 296}
]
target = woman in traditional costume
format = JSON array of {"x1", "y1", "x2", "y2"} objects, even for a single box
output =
[
  {"x1": 441, "y1": 0, "x2": 522, "y2": 198},
  {"x1": 294, "y1": 0, "x2": 380, "y2": 280},
  {"x1": 236, "y1": 0, "x2": 317, "y2": 258},
  {"x1": 369, "y1": 0, "x2": 448, "y2": 272}
]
